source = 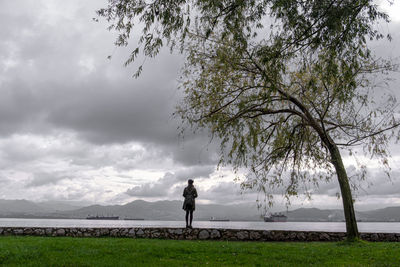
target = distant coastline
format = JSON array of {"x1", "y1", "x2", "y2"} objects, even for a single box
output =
[
  {"x1": 0, "y1": 199, "x2": 400, "y2": 222},
  {"x1": 0, "y1": 216, "x2": 399, "y2": 223}
]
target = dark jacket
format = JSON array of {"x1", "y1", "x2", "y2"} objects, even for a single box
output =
[{"x1": 182, "y1": 185, "x2": 198, "y2": 211}]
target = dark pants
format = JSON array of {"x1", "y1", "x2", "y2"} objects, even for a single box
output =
[{"x1": 185, "y1": 204, "x2": 194, "y2": 227}]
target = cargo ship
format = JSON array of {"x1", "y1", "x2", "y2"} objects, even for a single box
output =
[
  {"x1": 209, "y1": 217, "x2": 230, "y2": 222},
  {"x1": 86, "y1": 215, "x2": 119, "y2": 220}
]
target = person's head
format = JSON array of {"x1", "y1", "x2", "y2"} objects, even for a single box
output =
[{"x1": 188, "y1": 179, "x2": 194, "y2": 186}]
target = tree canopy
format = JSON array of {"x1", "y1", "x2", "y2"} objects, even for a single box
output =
[{"x1": 98, "y1": 0, "x2": 398, "y2": 240}]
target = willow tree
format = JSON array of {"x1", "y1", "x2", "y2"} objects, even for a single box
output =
[{"x1": 98, "y1": 0, "x2": 398, "y2": 240}]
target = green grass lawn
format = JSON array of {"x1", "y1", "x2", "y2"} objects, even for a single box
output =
[{"x1": 0, "y1": 236, "x2": 399, "y2": 266}]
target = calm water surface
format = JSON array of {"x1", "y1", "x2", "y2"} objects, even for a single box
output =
[{"x1": 0, "y1": 218, "x2": 399, "y2": 233}]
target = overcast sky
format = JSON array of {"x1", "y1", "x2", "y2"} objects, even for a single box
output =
[{"x1": 0, "y1": 0, "x2": 400, "y2": 211}]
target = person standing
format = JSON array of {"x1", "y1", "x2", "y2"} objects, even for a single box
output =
[{"x1": 182, "y1": 179, "x2": 198, "y2": 228}]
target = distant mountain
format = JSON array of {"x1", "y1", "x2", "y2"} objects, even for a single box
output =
[
  {"x1": 0, "y1": 199, "x2": 47, "y2": 215},
  {"x1": 196, "y1": 203, "x2": 262, "y2": 221},
  {"x1": 62, "y1": 200, "x2": 262, "y2": 221},
  {"x1": 285, "y1": 208, "x2": 345, "y2": 222},
  {"x1": 359, "y1": 207, "x2": 400, "y2": 222},
  {"x1": 36, "y1": 201, "x2": 84, "y2": 212},
  {"x1": 0, "y1": 199, "x2": 400, "y2": 222},
  {"x1": 284, "y1": 207, "x2": 400, "y2": 222}
]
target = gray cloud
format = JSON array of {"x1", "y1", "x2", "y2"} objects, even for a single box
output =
[
  {"x1": 354, "y1": 170, "x2": 400, "y2": 197},
  {"x1": 27, "y1": 172, "x2": 72, "y2": 187},
  {"x1": 203, "y1": 182, "x2": 245, "y2": 203},
  {"x1": 0, "y1": 175, "x2": 9, "y2": 184},
  {"x1": 306, "y1": 165, "x2": 400, "y2": 200},
  {"x1": 172, "y1": 165, "x2": 216, "y2": 181},
  {"x1": 125, "y1": 179, "x2": 171, "y2": 197},
  {"x1": 125, "y1": 166, "x2": 215, "y2": 197}
]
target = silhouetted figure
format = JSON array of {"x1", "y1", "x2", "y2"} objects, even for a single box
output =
[{"x1": 182, "y1": 179, "x2": 198, "y2": 228}]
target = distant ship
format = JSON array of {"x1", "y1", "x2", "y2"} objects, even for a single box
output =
[
  {"x1": 210, "y1": 217, "x2": 230, "y2": 222},
  {"x1": 86, "y1": 215, "x2": 119, "y2": 220},
  {"x1": 123, "y1": 218, "x2": 145, "y2": 221},
  {"x1": 264, "y1": 213, "x2": 287, "y2": 222}
]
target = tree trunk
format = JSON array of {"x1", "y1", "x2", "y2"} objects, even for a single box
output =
[{"x1": 328, "y1": 143, "x2": 359, "y2": 240}]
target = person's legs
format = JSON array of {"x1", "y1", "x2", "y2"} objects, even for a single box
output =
[
  {"x1": 189, "y1": 210, "x2": 193, "y2": 227},
  {"x1": 185, "y1": 210, "x2": 189, "y2": 227}
]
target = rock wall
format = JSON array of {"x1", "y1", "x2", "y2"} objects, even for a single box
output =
[{"x1": 0, "y1": 227, "x2": 399, "y2": 242}]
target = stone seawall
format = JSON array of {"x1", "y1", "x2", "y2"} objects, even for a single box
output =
[{"x1": 0, "y1": 227, "x2": 399, "y2": 242}]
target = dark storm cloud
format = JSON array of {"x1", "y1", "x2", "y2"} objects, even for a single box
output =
[
  {"x1": 0, "y1": 13, "x2": 181, "y2": 145},
  {"x1": 0, "y1": 0, "x2": 221, "y2": 169},
  {"x1": 168, "y1": 133, "x2": 221, "y2": 166},
  {"x1": 45, "y1": 74, "x2": 178, "y2": 145}
]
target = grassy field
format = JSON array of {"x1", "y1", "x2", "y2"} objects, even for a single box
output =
[{"x1": 0, "y1": 236, "x2": 399, "y2": 266}]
